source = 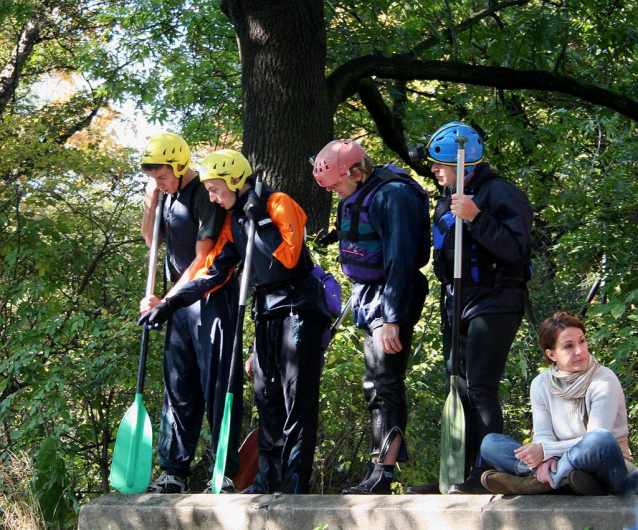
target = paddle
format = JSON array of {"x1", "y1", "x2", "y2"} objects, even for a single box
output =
[
  {"x1": 210, "y1": 165, "x2": 265, "y2": 494},
  {"x1": 233, "y1": 428, "x2": 260, "y2": 491},
  {"x1": 439, "y1": 135, "x2": 468, "y2": 494},
  {"x1": 110, "y1": 191, "x2": 165, "y2": 494},
  {"x1": 330, "y1": 295, "x2": 352, "y2": 339}
]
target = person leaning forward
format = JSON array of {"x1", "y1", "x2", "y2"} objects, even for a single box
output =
[
  {"x1": 140, "y1": 149, "x2": 332, "y2": 494},
  {"x1": 312, "y1": 139, "x2": 430, "y2": 494},
  {"x1": 139, "y1": 134, "x2": 241, "y2": 494}
]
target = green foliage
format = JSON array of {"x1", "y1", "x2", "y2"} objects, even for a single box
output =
[
  {"x1": 33, "y1": 437, "x2": 69, "y2": 528},
  {"x1": 1, "y1": 0, "x2": 638, "y2": 524},
  {"x1": 0, "y1": 63, "x2": 163, "y2": 524},
  {"x1": 88, "y1": 0, "x2": 243, "y2": 145}
]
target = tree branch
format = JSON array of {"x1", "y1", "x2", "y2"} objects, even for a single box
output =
[
  {"x1": 54, "y1": 96, "x2": 105, "y2": 145},
  {"x1": 328, "y1": 56, "x2": 638, "y2": 122},
  {"x1": 357, "y1": 78, "x2": 432, "y2": 177},
  {"x1": 358, "y1": 78, "x2": 407, "y2": 156},
  {"x1": 408, "y1": 0, "x2": 532, "y2": 58},
  {"x1": 0, "y1": 18, "x2": 42, "y2": 115}
]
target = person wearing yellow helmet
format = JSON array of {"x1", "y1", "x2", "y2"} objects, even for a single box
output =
[
  {"x1": 138, "y1": 134, "x2": 242, "y2": 494},
  {"x1": 140, "y1": 149, "x2": 332, "y2": 495}
]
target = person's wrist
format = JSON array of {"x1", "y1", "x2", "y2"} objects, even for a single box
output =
[
  {"x1": 469, "y1": 209, "x2": 482, "y2": 223},
  {"x1": 145, "y1": 193, "x2": 158, "y2": 209}
]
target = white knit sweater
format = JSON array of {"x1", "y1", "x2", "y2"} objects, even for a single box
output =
[{"x1": 531, "y1": 365, "x2": 630, "y2": 461}]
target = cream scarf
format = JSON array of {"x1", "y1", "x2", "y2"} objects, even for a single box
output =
[
  {"x1": 550, "y1": 355, "x2": 600, "y2": 428},
  {"x1": 549, "y1": 356, "x2": 633, "y2": 462},
  {"x1": 549, "y1": 355, "x2": 600, "y2": 400}
]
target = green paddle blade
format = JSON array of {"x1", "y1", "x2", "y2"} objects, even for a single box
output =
[
  {"x1": 110, "y1": 393, "x2": 153, "y2": 494},
  {"x1": 439, "y1": 375, "x2": 466, "y2": 494},
  {"x1": 210, "y1": 393, "x2": 234, "y2": 494}
]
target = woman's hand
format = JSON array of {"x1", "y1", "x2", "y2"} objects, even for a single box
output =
[
  {"x1": 534, "y1": 458, "x2": 557, "y2": 484},
  {"x1": 514, "y1": 442, "x2": 544, "y2": 469}
]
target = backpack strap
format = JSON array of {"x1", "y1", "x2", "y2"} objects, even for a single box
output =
[{"x1": 337, "y1": 169, "x2": 401, "y2": 242}]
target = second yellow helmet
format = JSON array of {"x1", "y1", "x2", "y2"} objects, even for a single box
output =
[{"x1": 200, "y1": 150, "x2": 253, "y2": 191}]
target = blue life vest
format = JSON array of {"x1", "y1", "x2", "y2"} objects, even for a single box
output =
[
  {"x1": 432, "y1": 178, "x2": 531, "y2": 287},
  {"x1": 337, "y1": 165, "x2": 430, "y2": 284}
]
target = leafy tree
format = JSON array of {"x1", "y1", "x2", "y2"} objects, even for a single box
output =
[
  {"x1": 0, "y1": 0, "x2": 637, "y2": 526},
  {"x1": 1, "y1": 3, "x2": 166, "y2": 526},
  {"x1": 86, "y1": 0, "x2": 638, "y2": 232}
]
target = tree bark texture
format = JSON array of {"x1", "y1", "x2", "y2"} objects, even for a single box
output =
[
  {"x1": 0, "y1": 18, "x2": 41, "y2": 116},
  {"x1": 222, "y1": 0, "x2": 333, "y2": 235}
]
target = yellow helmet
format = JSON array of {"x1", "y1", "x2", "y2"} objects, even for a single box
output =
[
  {"x1": 200, "y1": 150, "x2": 253, "y2": 191},
  {"x1": 141, "y1": 133, "x2": 191, "y2": 178}
]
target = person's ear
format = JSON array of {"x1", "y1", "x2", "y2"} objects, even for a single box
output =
[{"x1": 350, "y1": 167, "x2": 364, "y2": 183}]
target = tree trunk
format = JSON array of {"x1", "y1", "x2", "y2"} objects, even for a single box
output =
[
  {"x1": 221, "y1": 0, "x2": 333, "y2": 235},
  {"x1": 0, "y1": 18, "x2": 41, "y2": 116}
]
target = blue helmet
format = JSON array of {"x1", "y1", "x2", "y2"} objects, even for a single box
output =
[{"x1": 426, "y1": 122, "x2": 483, "y2": 176}]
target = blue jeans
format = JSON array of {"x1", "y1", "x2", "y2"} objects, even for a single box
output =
[{"x1": 481, "y1": 429, "x2": 638, "y2": 495}]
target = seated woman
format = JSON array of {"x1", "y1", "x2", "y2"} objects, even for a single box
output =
[{"x1": 479, "y1": 312, "x2": 637, "y2": 495}]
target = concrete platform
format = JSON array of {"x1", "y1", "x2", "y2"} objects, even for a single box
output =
[{"x1": 79, "y1": 493, "x2": 638, "y2": 530}]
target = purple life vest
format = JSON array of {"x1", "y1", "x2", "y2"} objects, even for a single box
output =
[{"x1": 337, "y1": 165, "x2": 428, "y2": 284}]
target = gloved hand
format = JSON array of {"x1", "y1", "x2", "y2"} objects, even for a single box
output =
[
  {"x1": 317, "y1": 230, "x2": 339, "y2": 248},
  {"x1": 137, "y1": 312, "x2": 163, "y2": 331},
  {"x1": 243, "y1": 192, "x2": 273, "y2": 232},
  {"x1": 137, "y1": 294, "x2": 188, "y2": 329}
]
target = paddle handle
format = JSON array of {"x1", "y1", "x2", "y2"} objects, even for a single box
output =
[
  {"x1": 211, "y1": 165, "x2": 265, "y2": 494},
  {"x1": 228, "y1": 165, "x2": 264, "y2": 394},
  {"x1": 330, "y1": 295, "x2": 352, "y2": 338},
  {"x1": 237, "y1": 168, "x2": 264, "y2": 305},
  {"x1": 145, "y1": 191, "x2": 165, "y2": 297},
  {"x1": 450, "y1": 136, "x2": 467, "y2": 378},
  {"x1": 137, "y1": 191, "x2": 165, "y2": 394}
]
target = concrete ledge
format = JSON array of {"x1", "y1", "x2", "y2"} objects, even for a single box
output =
[{"x1": 79, "y1": 493, "x2": 638, "y2": 530}]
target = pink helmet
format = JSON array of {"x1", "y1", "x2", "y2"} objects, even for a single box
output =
[{"x1": 312, "y1": 139, "x2": 367, "y2": 187}]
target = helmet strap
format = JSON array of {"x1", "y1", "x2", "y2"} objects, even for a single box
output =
[
  {"x1": 177, "y1": 164, "x2": 189, "y2": 190},
  {"x1": 461, "y1": 164, "x2": 479, "y2": 180}
]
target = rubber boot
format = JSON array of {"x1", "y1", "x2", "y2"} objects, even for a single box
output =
[{"x1": 343, "y1": 463, "x2": 394, "y2": 495}]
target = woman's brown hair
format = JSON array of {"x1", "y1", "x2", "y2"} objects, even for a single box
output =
[{"x1": 538, "y1": 312, "x2": 586, "y2": 366}]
